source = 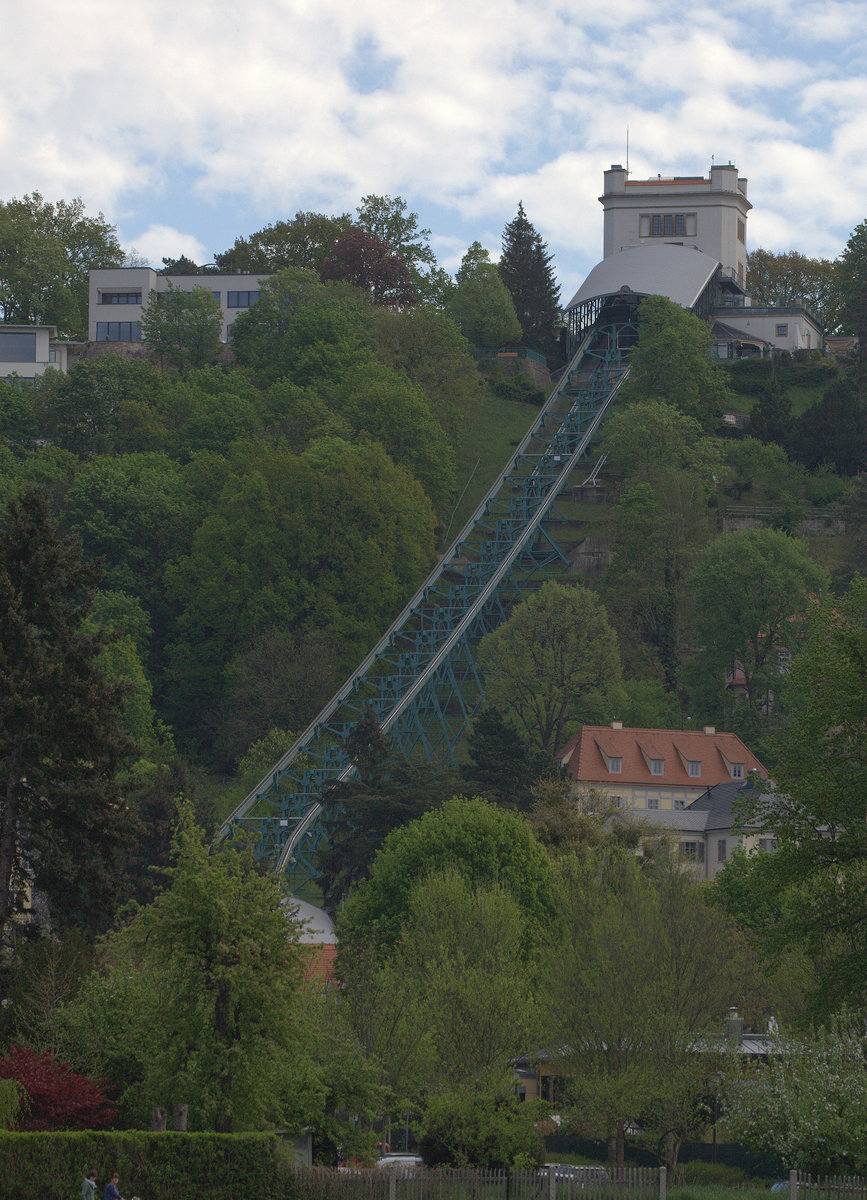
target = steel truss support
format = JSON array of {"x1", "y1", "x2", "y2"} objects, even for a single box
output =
[{"x1": 217, "y1": 319, "x2": 636, "y2": 894}]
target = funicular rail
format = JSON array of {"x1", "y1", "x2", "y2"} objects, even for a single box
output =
[{"x1": 218, "y1": 318, "x2": 635, "y2": 890}]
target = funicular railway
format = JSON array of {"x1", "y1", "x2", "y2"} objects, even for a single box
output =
[{"x1": 218, "y1": 242, "x2": 737, "y2": 897}]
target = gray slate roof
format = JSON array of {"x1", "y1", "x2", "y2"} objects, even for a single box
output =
[{"x1": 565, "y1": 243, "x2": 721, "y2": 312}]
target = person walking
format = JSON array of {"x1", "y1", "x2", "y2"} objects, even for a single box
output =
[
  {"x1": 103, "y1": 1172, "x2": 125, "y2": 1200},
  {"x1": 81, "y1": 1169, "x2": 97, "y2": 1200}
]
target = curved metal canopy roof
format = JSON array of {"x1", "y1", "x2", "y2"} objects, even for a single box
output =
[{"x1": 565, "y1": 243, "x2": 721, "y2": 312}]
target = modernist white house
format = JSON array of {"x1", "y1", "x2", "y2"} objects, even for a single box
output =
[
  {"x1": 567, "y1": 163, "x2": 823, "y2": 357},
  {"x1": 0, "y1": 325, "x2": 71, "y2": 379},
  {"x1": 87, "y1": 267, "x2": 270, "y2": 345}
]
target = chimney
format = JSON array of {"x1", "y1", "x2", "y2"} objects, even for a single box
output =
[
  {"x1": 725, "y1": 1006, "x2": 744, "y2": 1045},
  {"x1": 611, "y1": 720, "x2": 623, "y2": 730},
  {"x1": 703, "y1": 725, "x2": 716, "y2": 736}
]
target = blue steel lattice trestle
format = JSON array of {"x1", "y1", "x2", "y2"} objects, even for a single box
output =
[{"x1": 218, "y1": 317, "x2": 637, "y2": 895}]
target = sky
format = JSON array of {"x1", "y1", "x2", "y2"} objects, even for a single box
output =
[{"x1": 3, "y1": 0, "x2": 866, "y2": 298}]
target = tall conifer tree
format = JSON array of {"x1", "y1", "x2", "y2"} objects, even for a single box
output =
[
  {"x1": 498, "y1": 203, "x2": 561, "y2": 361},
  {"x1": 0, "y1": 490, "x2": 133, "y2": 947}
]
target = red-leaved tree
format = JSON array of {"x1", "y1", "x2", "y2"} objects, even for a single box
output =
[
  {"x1": 319, "y1": 228, "x2": 416, "y2": 307},
  {"x1": 0, "y1": 1045, "x2": 115, "y2": 1129}
]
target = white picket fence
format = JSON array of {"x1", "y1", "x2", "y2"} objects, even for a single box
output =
[
  {"x1": 790, "y1": 1173, "x2": 867, "y2": 1200},
  {"x1": 290, "y1": 1164, "x2": 667, "y2": 1200}
]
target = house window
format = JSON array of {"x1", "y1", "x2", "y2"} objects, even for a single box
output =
[
  {"x1": 760, "y1": 838, "x2": 778, "y2": 853},
  {"x1": 737, "y1": 219, "x2": 746, "y2": 244},
  {"x1": 611, "y1": 795, "x2": 623, "y2": 808},
  {"x1": 647, "y1": 796, "x2": 660, "y2": 811},
  {"x1": 212, "y1": 291, "x2": 221, "y2": 302},
  {"x1": 681, "y1": 841, "x2": 705, "y2": 863},
  {"x1": 688, "y1": 760, "x2": 701, "y2": 777},
  {"x1": 95, "y1": 321, "x2": 141, "y2": 342},
  {"x1": 608, "y1": 757, "x2": 622, "y2": 774},
  {"x1": 718, "y1": 839, "x2": 727, "y2": 863},
  {"x1": 674, "y1": 797, "x2": 686, "y2": 811},
  {"x1": 0, "y1": 332, "x2": 37, "y2": 362},
  {"x1": 99, "y1": 292, "x2": 142, "y2": 304},
  {"x1": 227, "y1": 290, "x2": 259, "y2": 308},
  {"x1": 731, "y1": 763, "x2": 744, "y2": 779},
  {"x1": 650, "y1": 213, "x2": 686, "y2": 237},
  {"x1": 651, "y1": 759, "x2": 664, "y2": 776},
  {"x1": 775, "y1": 324, "x2": 788, "y2": 337}
]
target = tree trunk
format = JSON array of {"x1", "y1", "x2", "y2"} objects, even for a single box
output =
[
  {"x1": 0, "y1": 766, "x2": 22, "y2": 949},
  {"x1": 173, "y1": 1103, "x2": 188, "y2": 1131},
  {"x1": 150, "y1": 1106, "x2": 167, "y2": 1131}
]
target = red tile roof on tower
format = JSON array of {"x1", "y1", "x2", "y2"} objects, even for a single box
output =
[{"x1": 558, "y1": 723, "x2": 767, "y2": 788}]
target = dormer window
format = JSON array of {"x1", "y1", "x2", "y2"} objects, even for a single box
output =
[
  {"x1": 609, "y1": 757, "x2": 622, "y2": 774},
  {"x1": 731, "y1": 763, "x2": 744, "y2": 779},
  {"x1": 650, "y1": 759, "x2": 664, "y2": 776},
  {"x1": 688, "y1": 760, "x2": 701, "y2": 778}
]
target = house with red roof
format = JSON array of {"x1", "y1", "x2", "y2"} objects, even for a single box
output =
[{"x1": 559, "y1": 721, "x2": 767, "y2": 808}]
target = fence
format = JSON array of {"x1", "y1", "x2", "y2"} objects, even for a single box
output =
[
  {"x1": 790, "y1": 1173, "x2": 867, "y2": 1200},
  {"x1": 290, "y1": 1165, "x2": 667, "y2": 1200}
]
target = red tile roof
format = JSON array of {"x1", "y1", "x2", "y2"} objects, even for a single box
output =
[{"x1": 559, "y1": 724, "x2": 767, "y2": 789}]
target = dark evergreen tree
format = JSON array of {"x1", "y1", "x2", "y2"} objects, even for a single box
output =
[
  {"x1": 498, "y1": 203, "x2": 561, "y2": 361},
  {"x1": 792, "y1": 376, "x2": 867, "y2": 474},
  {"x1": 460, "y1": 706, "x2": 556, "y2": 810},
  {"x1": 0, "y1": 490, "x2": 135, "y2": 948},
  {"x1": 316, "y1": 708, "x2": 457, "y2": 913},
  {"x1": 749, "y1": 374, "x2": 793, "y2": 447}
]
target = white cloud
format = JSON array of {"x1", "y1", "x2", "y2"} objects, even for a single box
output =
[
  {"x1": 125, "y1": 226, "x2": 209, "y2": 268},
  {"x1": 0, "y1": 0, "x2": 865, "y2": 285}
]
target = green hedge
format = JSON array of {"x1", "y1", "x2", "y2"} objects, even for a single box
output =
[{"x1": 0, "y1": 1130, "x2": 298, "y2": 1200}]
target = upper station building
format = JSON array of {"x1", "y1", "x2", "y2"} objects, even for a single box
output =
[
  {"x1": 601, "y1": 162, "x2": 750, "y2": 288},
  {"x1": 566, "y1": 162, "x2": 823, "y2": 358}
]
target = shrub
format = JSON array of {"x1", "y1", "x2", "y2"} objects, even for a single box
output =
[{"x1": 0, "y1": 1131, "x2": 297, "y2": 1200}]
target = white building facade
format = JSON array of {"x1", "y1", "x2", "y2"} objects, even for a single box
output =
[
  {"x1": 601, "y1": 162, "x2": 751, "y2": 286},
  {"x1": 88, "y1": 267, "x2": 270, "y2": 345}
]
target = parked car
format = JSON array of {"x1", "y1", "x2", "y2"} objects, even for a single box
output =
[
  {"x1": 376, "y1": 1154, "x2": 424, "y2": 1174},
  {"x1": 539, "y1": 1164, "x2": 612, "y2": 1184}
]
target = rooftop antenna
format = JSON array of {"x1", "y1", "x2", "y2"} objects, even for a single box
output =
[{"x1": 626, "y1": 126, "x2": 629, "y2": 175}]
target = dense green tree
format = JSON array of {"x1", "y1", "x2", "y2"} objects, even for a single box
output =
[
  {"x1": 687, "y1": 527, "x2": 829, "y2": 707},
  {"x1": 32, "y1": 356, "x2": 166, "y2": 458},
  {"x1": 164, "y1": 437, "x2": 436, "y2": 743},
  {"x1": 0, "y1": 490, "x2": 134, "y2": 947},
  {"x1": 140, "y1": 284, "x2": 224, "y2": 371},
  {"x1": 399, "y1": 869, "x2": 538, "y2": 1093},
  {"x1": 228, "y1": 267, "x2": 368, "y2": 385},
  {"x1": 215, "y1": 211, "x2": 354, "y2": 274},
  {"x1": 339, "y1": 795, "x2": 555, "y2": 957},
  {"x1": 445, "y1": 242, "x2": 521, "y2": 347},
  {"x1": 549, "y1": 850, "x2": 752, "y2": 1170},
  {"x1": 498, "y1": 203, "x2": 561, "y2": 360},
  {"x1": 58, "y1": 805, "x2": 321, "y2": 1132},
  {"x1": 478, "y1": 581, "x2": 623, "y2": 754},
  {"x1": 419, "y1": 1087, "x2": 545, "y2": 1168},
  {"x1": 727, "y1": 577, "x2": 867, "y2": 1015},
  {"x1": 746, "y1": 248, "x2": 839, "y2": 330},
  {"x1": 369, "y1": 305, "x2": 482, "y2": 444},
  {"x1": 0, "y1": 194, "x2": 123, "y2": 337},
  {"x1": 621, "y1": 296, "x2": 734, "y2": 429},
  {"x1": 62, "y1": 452, "x2": 193, "y2": 621}
]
